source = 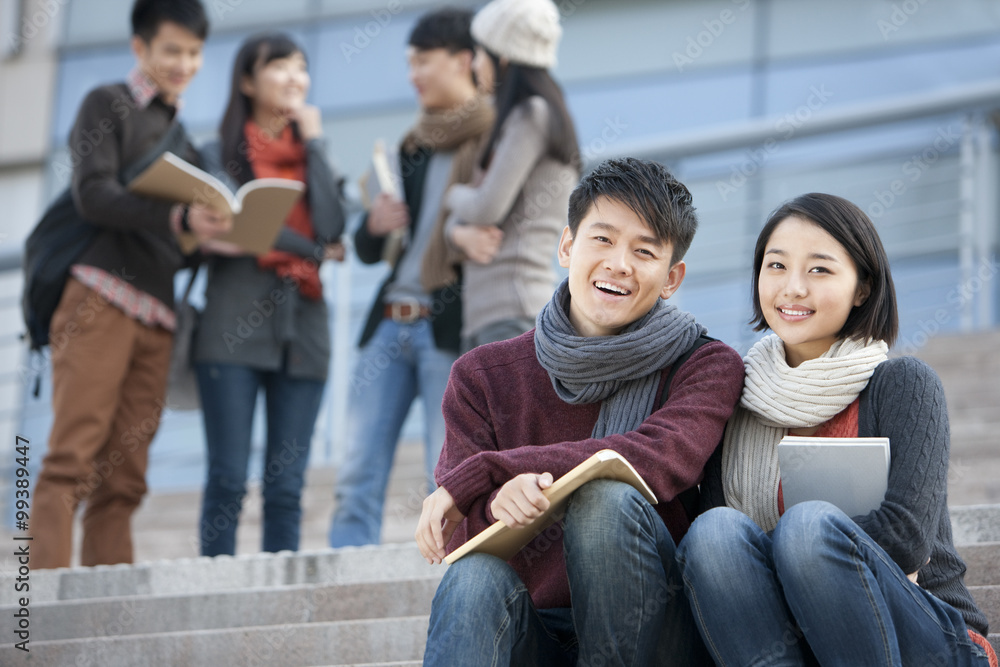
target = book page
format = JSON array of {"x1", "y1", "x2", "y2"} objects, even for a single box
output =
[
  {"x1": 372, "y1": 139, "x2": 401, "y2": 199},
  {"x1": 371, "y1": 140, "x2": 405, "y2": 266},
  {"x1": 229, "y1": 182, "x2": 306, "y2": 255},
  {"x1": 129, "y1": 152, "x2": 305, "y2": 255},
  {"x1": 128, "y1": 152, "x2": 238, "y2": 215}
]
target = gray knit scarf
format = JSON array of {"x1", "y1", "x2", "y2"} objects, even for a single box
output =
[{"x1": 534, "y1": 279, "x2": 706, "y2": 438}]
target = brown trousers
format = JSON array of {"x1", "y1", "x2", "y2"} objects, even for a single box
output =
[{"x1": 31, "y1": 278, "x2": 172, "y2": 569}]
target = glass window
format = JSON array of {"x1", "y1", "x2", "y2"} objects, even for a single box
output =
[
  {"x1": 62, "y1": 0, "x2": 132, "y2": 47},
  {"x1": 311, "y1": 13, "x2": 414, "y2": 113}
]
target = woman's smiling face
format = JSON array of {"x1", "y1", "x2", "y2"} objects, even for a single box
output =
[{"x1": 757, "y1": 215, "x2": 869, "y2": 367}]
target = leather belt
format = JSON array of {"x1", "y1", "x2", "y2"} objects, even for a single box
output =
[{"x1": 384, "y1": 301, "x2": 431, "y2": 323}]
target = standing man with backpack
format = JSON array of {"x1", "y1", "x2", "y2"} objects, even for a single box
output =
[{"x1": 31, "y1": 0, "x2": 231, "y2": 569}]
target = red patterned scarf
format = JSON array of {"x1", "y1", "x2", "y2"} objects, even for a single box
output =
[{"x1": 245, "y1": 120, "x2": 322, "y2": 300}]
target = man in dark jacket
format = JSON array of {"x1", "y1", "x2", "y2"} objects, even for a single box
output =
[{"x1": 328, "y1": 7, "x2": 494, "y2": 547}]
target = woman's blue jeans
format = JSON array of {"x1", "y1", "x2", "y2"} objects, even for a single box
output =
[
  {"x1": 423, "y1": 480, "x2": 711, "y2": 666},
  {"x1": 676, "y1": 502, "x2": 991, "y2": 666},
  {"x1": 196, "y1": 361, "x2": 324, "y2": 556}
]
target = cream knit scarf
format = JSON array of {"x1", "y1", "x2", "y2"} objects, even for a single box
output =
[{"x1": 722, "y1": 334, "x2": 888, "y2": 531}]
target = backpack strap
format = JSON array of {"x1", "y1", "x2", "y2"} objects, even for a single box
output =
[
  {"x1": 661, "y1": 334, "x2": 716, "y2": 521},
  {"x1": 119, "y1": 120, "x2": 189, "y2": 183}
]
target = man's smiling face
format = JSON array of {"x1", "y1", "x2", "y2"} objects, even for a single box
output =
[{"x1": 558, "y1": 196, "x2": 686, "y2": 337}]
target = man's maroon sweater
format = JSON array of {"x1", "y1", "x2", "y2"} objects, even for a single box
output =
[{"x1": 436, "y1": 330, "x2": 745, "y2": 609}]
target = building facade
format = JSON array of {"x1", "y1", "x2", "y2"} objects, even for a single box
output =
[{"x1": 2, "y1": 0, "x2": 998, "y2": 494}]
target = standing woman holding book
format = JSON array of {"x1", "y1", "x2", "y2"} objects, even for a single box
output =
[
  {"x1": 676, "y1": 193, "x2": 995, "y2": 666},
  {"x1": 193, "y1": 33, "x2": 345, "y2": 556},
  {"x1": 443, "y1": 0, "x2": 581, "y2": 351}
]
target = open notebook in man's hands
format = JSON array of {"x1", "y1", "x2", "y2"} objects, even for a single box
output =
[
  {"x1": 445, "y1": 450, "x2": 656, "y2": 564},
  {"x1": 129, "y1": 151, "x2": 304, "y2": 255}
]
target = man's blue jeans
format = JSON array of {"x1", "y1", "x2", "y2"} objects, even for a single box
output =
[
  {"x1": 196, "y1": 362, "x2": 324, "y2": 556},
  {"x1": 676, "y1": 502, "x2": 991, "y2": 666},
  {"x1": 328, "y1": 318, "x2": 457, "y2": 547},
  {"x1": 423, "y1": 480, "x2": 710, "y2": 666}
]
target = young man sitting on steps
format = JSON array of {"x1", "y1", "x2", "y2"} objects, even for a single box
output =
[{"x1": 416, "y1": 157, "x2": 744, "y2": 666}]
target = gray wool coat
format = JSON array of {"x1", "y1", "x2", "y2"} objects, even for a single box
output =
[{"x1": 192, "y1": 137, "x2": 346, "y2": 380}]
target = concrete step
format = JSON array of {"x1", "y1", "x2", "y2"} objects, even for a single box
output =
[
  {"x1": 971, "y1": 586, "x2": 1000, "y2": 632},
  {"x1": 0, "y1": 615, "x2": 431, "y2": 667},
  {"x1": 958, "y1": 543, "x2": 1000, "y2": 586},
  {"x1": 949, "y1": 467, "x2": 1000, "y2": 507},
  {"x1": 918, "y1": 330, "x2": 1000, "y2": 362},
  {"x1": 3, "y1": 506, "x2": 995, "y2": 666},
  {"x1": 952, "y1": 505, "x2": 1000, "y2": 545},
  {"x1": 1, "y1": 543, "x2": 436, "y2": 605},
  {"x1": 950, "y1": 433, "x2": 999, "y2": 457},
  {"x1": 1, "y1": 575, "x2": 441, "y2": 642}
]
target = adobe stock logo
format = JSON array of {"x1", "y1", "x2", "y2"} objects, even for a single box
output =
[
  {"x1": 672, "y1": 0, "x2": 751, "y2": 72},
  {"x1": 340, "y1": 1, "x2": 403, "y2": 63},
  {"x1": 5, "y1": 0, "x2": 69, "y2": 54}
]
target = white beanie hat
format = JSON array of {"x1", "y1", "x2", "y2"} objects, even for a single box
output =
[{"x1": 471, "y1": 0, "x2": 562, "y2": 69}]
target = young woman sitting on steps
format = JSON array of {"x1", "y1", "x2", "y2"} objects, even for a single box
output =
[{"x1": 677, "y1": 193, "x2": 996, "y2": 666}]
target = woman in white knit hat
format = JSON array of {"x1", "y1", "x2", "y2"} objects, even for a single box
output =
[{"x1": 443, "y1": 0, "x2": 581, "y2": 352}]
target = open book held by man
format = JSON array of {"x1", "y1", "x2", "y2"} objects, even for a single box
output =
[{"x1": 129, "y1": 151, "x2": 303, "y2": 254}]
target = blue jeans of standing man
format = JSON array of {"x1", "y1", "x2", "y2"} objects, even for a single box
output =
[
  {"x1": 423, "y1": 480, "x2": 710, "y2": 666},
  {"x1": 196, "y1": 362, "x2": 324, "y2": 556},
  {"x1": 676, "y1": 502, "x2": 991, "y2": 667},
  {"x1": 328, "y1": 318, "x2": 457, "y2": 547}
]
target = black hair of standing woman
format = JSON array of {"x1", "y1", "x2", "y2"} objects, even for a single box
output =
[{"x1": 219, "y1": 33, "x2": 306, "y2": 187}]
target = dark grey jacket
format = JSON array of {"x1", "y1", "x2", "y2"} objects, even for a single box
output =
[
  {"x1": 193, "y1": 137, "x2": 345, "y2": 380},
  {"x1": 354, "y1": 144, "x2": 464, "y2": 354}
]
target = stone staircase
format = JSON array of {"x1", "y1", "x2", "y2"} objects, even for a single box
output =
[
  {"x1": 951, "y1": 505, "x2": 1000, "y2": 656},
  {"x1": 1, "y1": 507, "x2": 997, "y2": 665},
  {"x1": 0, "y1": 544, "x2": 440, "y2": 666},
  {"x1": 916, "y1": 330, "x2": 1000, "y2": 506}
]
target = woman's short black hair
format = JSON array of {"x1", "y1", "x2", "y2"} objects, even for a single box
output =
[
  {"x1": 750, "y1": 192, "x2": 899, "y2": 346},
  {"x1": 219, "y1": 33, "x2": 305, "y2": 187},
  {"x1": 131, "y1": 0, "x2": 209, "y2": 42}
]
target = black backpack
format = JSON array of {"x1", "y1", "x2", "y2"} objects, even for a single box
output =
[{"x1": 21, "y1": 122, "x2": 189, "y2": 352}]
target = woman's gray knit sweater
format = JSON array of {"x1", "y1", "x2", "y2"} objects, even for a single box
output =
[
  {"x1": 700, "y1": 355, "x2": 989, "y2": 636},
  {"x1": 445, "y1": 96, "x2": 579, "y2": 339}
]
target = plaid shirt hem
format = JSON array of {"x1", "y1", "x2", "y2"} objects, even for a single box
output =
[{"x1": 70, "y1": 265, "x2": 176, "y2": 331}]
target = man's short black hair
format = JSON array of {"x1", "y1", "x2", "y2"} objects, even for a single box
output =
[
  {"x1": 408, "y1": 7, "x2": 475, "y2": 53},
  {"x1": 131, "y1": 0, "x2": 209, "y2": 43},
  {"x1": 567, "y1": 157, "x2": 698, "y2": 265}
]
